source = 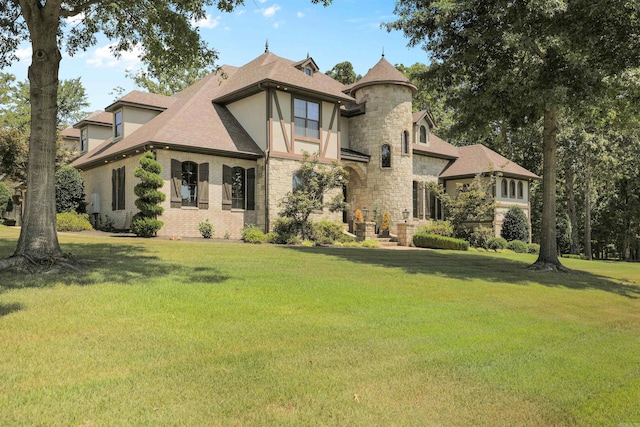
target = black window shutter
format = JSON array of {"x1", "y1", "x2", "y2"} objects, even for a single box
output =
[
  {"x1": 170, "y1": 159, "x2": 181, "y2": 208},
  {"x1": 111, "y1": 169, "x2": 117, "y2": 211},
  {"x1": 119, "y1": 167, "x2": 125, "y2": 210},
  {"x1": 222, "y1": 165, "x2": 232, "y2": 210},
  {"x1": 198, "y1": 162, "x2": 209, "y2": 210},
  {"x1": 247, "y1": 168, "x2": 255, "y2": 211}
]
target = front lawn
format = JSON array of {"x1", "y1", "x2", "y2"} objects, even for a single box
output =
[{"x1": 1, "y1": 226, "x2": 639, "y2": 426}]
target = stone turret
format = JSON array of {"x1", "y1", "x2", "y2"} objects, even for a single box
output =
[{"x1": 348, "y1": 56, "x2": 417, "y2": 229}]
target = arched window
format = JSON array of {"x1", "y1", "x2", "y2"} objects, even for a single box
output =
[
  {"x1": 509, "y1": 180, "x2": 516, "y2": 198},
  {"x1": 420, "y1": 125, "x2": 427, "y2": 143},
  {"x1": 517, "y1": 181, "x2": 524, "y2": 199},
  {"x1": 182, "y1": 161, "x2": 198, "y2": 207},
  {"x1": 402, "y1": 130, "x2": 410, "y2": 154},
  {"x1": 381, "y1": 144, "x2": 391, "y2": 168},
  {"x1": 501, "y1": 179, "x2": 508, "y2": 197}
]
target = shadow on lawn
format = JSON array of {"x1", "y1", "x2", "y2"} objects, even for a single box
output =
[
  {"x1": 0, "y1": 241, "x2": 229, "y2": 289},
  {"x1": 286, "y1": 246, "x2": 640, "y2": 299}
]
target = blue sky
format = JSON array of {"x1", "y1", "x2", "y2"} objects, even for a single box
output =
[{"x1": 4, "y1": 0, "x2": 429, "y2": 113}]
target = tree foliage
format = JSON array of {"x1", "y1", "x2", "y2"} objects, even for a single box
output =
[
  {"x1": 386, "y1": 0, "x2": 640, "y2": 271},
  {"x1": 55, "y1": 165, "x2": 86, "y2": 214},
  {"x1": 279, "y1": 153, "x2": 347, "y2": 240},
  {"x1": 0, "y1": 182, "x2": 11, "y2": 213},
  {"x1": 131, "y1": 152, "x2": 165, "y2": 237},
  {"x1": 501, "y1": 205, "x2": 529, "y2": 243},
  {"x1": 325, "y1": 61, "x2": 360, "y2": 85}
]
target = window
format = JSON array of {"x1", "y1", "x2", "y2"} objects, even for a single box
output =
[
  {"x1": 517, "y1": 181, "x2": 524, "y2": 199},
  {"x1": 304, "y1": 67, "x2": 313, "y2": 76},
  {"x1": 114, "y1": 110, "x2": 123, "y2": 139},
  {"x1": 223, "y1": 165, "x2": 255, "y2": 210},
  {"x1": 81, "y1": 128, "x2": 88, "y2": 152},
  {"x1": 510, "y1": 180, "x2": 516, "y2": 198},
  {"x1": 501, "y1": 179, "x2": 508, "y2": 197},
  {"x1": 413, "y1": 181, "x2": 419, "y2": 218},
  {"x1": 182, "y1": 161, "x2": 198, "y2": 207},
  {"x1": 429, "y1": 191, "x2": 443, "y2": 220},
  {"x1": 171, "y1": 159, "x2": 209, "y2": 209},
  {"x1": 413, "y1": 181, "x2": 425, "y2": 219},
  {"x1": 111, "y1": 166, "x2": 125, "y2": 211},
  {"x1": 420, "y1": 125, "x2": 427, "y2": 144},
  {"x1": 381, "y1": 144, "x2": 391, "y2": 168},
  {"x1": 402, "y1": 130, "x2": 410, "y2": 154},
  {"x1": 294, "y1": 98, "x2": 320, "y2": 139}
]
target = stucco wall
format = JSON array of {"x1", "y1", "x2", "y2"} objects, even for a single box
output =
[{"x1": 227, "y1": 92, "x2": 267, "y2": 151}]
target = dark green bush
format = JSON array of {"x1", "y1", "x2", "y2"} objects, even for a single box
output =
[
  {"x1": 418, "y1": 220, "x2": 454, "y2": 237},
  {"x1": 55, "y1": 165, "x2": 86, "y2": 213},
  {"x1": 2, "y1": 218, "x2": 16, "y2": 226},
  {"x1": 312, "y1": 220, "x2": 344, "y2": 245},
  {"x1": 468, "y1": 226, "x2": 494, "y2": 249},
  {"x1": 487, "y1": 237, "x2": 508, "y2": 251},
  {"x1": 501, "y1": 205, "x2": 529, "y2": 242},
  {"x1": 506, "y1": 239, "x2": 528, "y2": 253},
  {"x1": 131, "y1": 217, "x2": 164, "y2": 238},
  {"x1": 56, "y1": 212, "x2": 92, "y2": 232},
  {"x1": 242, "y1": 224, "x2": 267, "y2": 244},
  {"x1": 527, "y1": 243, "x2": 540, "y2": 254},
  {"x1": 413, "y1": 232, "x2": 469, "y2": 251},
  {"x1": 272, "y1": 217, "x2": 298, "y2": 244}
]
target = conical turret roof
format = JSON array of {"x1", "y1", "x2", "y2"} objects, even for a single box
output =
[{"x1": 348, "y1": 56, "x2": 417, "y2": 96}]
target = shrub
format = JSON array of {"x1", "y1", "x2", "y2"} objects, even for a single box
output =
[
  {"x1": 56, "y1": 211, "x2": 92, "y2": 232},
  {"x1": 198, "y1": 219, "x2": 214, "y2": 239},
  {"x1": 468, "y1": 226, "x2": 494, "y2": 249},
  {"x1": 2, "y1": 218, "x2": 16, "y2": 226},
  {"x1": 418, "y1": 220, "x2": 453, "y2": 237},
  {"x1": 272, "y1": 217, "x2": 298, "y2": 244},
  {"x1": 361, "y1": 240, "x2": 380, "y2": 248},
  {"x1": 131, "y1": 217, "x2": 164, "y2": 238},
  {"x1": 381, "y1": 211, "x2": 391, "y2": 231},
  {"x1": 527, "y1": 243, "x2": 540, "y2": 254},
  {"x1": 354, "y1": 209, "x2": 363, "y2": 223},
  {"x1": 241, "y1": 224, "x2": 267, "y2": 244},
  {"x1": 132, "y1": 152, "x2": 165, "y2": 237},
  {"x1": 312, "y1": 220, "x2": 344, "y2": 245},
  {"x1": 55, "y1": 165, "x2": 86, "y2": 213},
  {"x1": 501, "y1": 205, "x2": 529, "y2": 242},
  {"x1": 506, "y1": 239, "x2": 528, "y2": 253},
  {"x1": 413, "y1": 232, "x2": 469, "y2": 251},
  {"x1": 0, "y1": 182, "x2": 11, "y2": 213},
  {"x1": 487, "y1": 237, "x2": 508, "y2": 251}
]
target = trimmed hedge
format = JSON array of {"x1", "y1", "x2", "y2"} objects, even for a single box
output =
[
  {"x1": 506, "y1": 239, "x2": 528, "y2": 253},
  {"x1": 56, "y1": 212, "x2": 92, "y2": 232},
  {"x1": 487, "y1": 237, "x2": 508, "y2": 251},
  {"x1": 413, "y1": 232, "x2": 469, "y2": 251}
]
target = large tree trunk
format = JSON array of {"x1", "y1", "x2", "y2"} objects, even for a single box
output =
[
  {"x1": 13, "y1": 1, "x2": 63, "y2": 261},
  {"x1": 583, "y1": 156, "x2": 592, "y2": 260},
  {"x1": 530, "y1": 108, "x2": 567, "y2": 271},
  {"x1": 564, "y1": 158, "x2": 579, "y2": 254}
]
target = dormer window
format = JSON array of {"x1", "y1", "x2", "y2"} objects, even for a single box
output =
[
  {"x1": 80, "y1": 128, "x2": 88, "y2": 152},
  {"x1": 304, "y1": 67, "x2": 313, "y2": 76},
  {"x1": 114, "y1": 110, "x2": 123, "y2": 139},
  {"x1": 420, "y1": 125, "x2": 427, "y2": 144}
]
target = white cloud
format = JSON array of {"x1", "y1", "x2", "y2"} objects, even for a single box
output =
[
  {"x1": 273, "y1": 20, "x2": 285, "y2": 29},
  {"x1": 296, "y1": 11, "x2": 305, "y2": 18},
  {"x1": 261, "y1": 5, "x2": 281, "y2": 18},
  {"x1": 257, "y1": 0, "x2": 267, "y2": 3},
  {"x1": 192, "y1": 14, "x2": 221, "y2": 29},
  {"x1": 85, "y1": 43, "x2": 143, "y2": 70},
  {"x1": 15, "y1": 47, "x2": 32, "y2": 62}
]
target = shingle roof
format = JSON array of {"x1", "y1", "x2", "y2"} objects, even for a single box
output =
[
  {"x1": 439, "y1": 144, "x2": 540, "y2": 180},
  {"x1": 213, "y1": 52, "x2": 354, "y2": 104},
  {"x1": 105, "y1": 90, "x2": 175, "y2": 112},
  {"x1": 348, "y1": 56, "x2": 417, "y2": 96},
  {"x1": 412, "y1": 110, "x2": 437, "y2": 129},
  {"x1": 60, "y1": 126, "x2": 80, "y2": 139},
  {"x1": 412, "y1": 134, "x2": 459, "y2": 159},
  {"x1": 73, "y1": 68, "x2": 263, "y2": 169},
  {"x1": 73, "y1": 110, "x2": 112, "y2": 128}
]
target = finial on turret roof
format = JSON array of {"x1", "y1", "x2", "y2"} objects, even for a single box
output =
[
  {"x1": 265, "y1": 39, "x2": 269, "y2": 53},
  {"x1": 382, "y1": 47, "x2": 385, "y2": 57},
  {"x1": 307, "y1": 52, "x2": 310, "y2": 58}
]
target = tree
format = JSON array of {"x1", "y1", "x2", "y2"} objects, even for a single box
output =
[
  {"x1": 501, "y1": 205, "x2": 529, "y2": 243},
  {"x1": 279, "y1": 153, "x2": 346, "y2": 240},
  {"x1": 436, "y1": 175, "x2": 495, "y2": 240},
  {"x1": 325, "y1": 61, "x2": 360, "y2": 85},
  {"x1": 131, "y1": 152, "x2": 165, "y2": 238},
  {"x1": 386, "y1": 1, "x2": 640, "y2": 271},
  {"x1": 0, "y1": 0, "x2": 333, "y2": 271},
  {"x1": 0, "y1": 182, "x2": 11, "y2": 214},
  {"x1": 55, "y1": 165, "x2": 86, "y2": 214},
  {"x1": 126, "y1": 62, "x2": 215, "y2": 96}
]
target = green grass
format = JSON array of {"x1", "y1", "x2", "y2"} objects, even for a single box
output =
[{"x1": 1, "y1": 225, "x2": 639, "y2": 426}]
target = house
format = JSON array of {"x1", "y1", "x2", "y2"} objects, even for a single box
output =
[{"x1": 72, "y1": 48, "x2": 539, "y2": 239}]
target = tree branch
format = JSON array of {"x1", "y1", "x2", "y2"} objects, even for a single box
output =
[
  {"x1": 59, "y1": 0, "x2": 103, "y2": 18},
  {"x1": 528, "y1": 39, "x2": 546, "y2": 62}
]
